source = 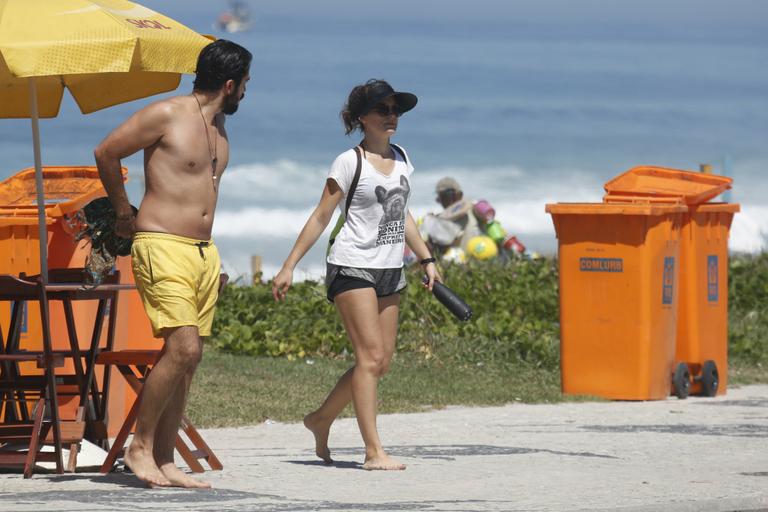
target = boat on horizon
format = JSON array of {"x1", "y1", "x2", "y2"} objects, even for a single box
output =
[{"x1": 214, "y1": 1, "x2": 252, "y2": 34}]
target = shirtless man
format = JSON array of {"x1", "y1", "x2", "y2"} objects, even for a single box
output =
[{"x1": 94, "y1": 40, "x2": 251, "y2": 488}]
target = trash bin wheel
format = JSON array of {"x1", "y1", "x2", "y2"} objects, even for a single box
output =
[
  {"x1": 700, "y1": 360, "x2": 719, "y2": 397},
  {"x1": 673, "y1": 363, "x2": 691, "y2": 399}
]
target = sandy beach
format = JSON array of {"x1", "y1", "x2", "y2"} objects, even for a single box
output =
[{"x1": 1, "y1": 384, "x2": 766, "y2": 511}]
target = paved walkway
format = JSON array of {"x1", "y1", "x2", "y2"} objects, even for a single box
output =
[{"x1": 1, "y1": 385, "x2": 767, "y2": 511}]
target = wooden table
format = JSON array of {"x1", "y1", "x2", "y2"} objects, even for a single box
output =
[{"x1": 42, "y1": 279, "x2": 137, "y2": 448}]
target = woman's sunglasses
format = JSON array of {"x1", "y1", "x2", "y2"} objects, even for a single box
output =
[{"x1": 370, "y1": 103, "x2": 403, "y2": 117}]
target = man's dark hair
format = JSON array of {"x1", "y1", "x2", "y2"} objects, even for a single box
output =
[{"x1": 193, "y1": 39, "x2": 252, "y2": 92}]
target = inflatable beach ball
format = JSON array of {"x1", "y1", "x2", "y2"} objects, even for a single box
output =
[
  {"x1": 467, "y1": 235, "x2": 498, "y2": 260},
  {"x1": 442, "y1": 247, "x2": 467, "y2": 264}
]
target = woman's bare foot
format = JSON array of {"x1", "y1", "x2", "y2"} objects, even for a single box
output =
[
  {"x1": 158, "y1": 462, "x2": 211, "y2": 489},
  {"x1": 303, "y1": 412, "x2": 333, "y2": 464},
  {"x1": 362, "y1": 454, "x2": 406, "y2": 471},
  {"x1": 124, "y1": 442, "x2": 171, "y2": 487}
]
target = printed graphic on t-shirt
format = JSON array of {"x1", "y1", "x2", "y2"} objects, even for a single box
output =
[{"x1": 375, "y1": 175, "x2": 411, "y2": 246}]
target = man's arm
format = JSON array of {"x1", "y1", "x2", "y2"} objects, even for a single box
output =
[{"x1": 93, "y1": 101, "x2": 172, "y2": 236}]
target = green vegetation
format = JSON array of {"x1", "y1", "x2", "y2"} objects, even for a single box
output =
[
  {"x1": 190, "y1": 253, "x2": 767, "y2": 427},
  {"x1": 210, "y1": 257, "x2": 561, "y2": 368},
  {"x1": 210, "y1": 253, "x2": 766, "y2": 366},
  {"x1": 728, "y1": 252, "x2": 768, "y2": 365}
]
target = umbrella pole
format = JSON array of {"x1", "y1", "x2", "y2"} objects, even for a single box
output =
[{"x1": 29, "y1": 78, "x2": 49, "y2": 285}]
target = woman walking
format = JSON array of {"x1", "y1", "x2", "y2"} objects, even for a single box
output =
[{"x1": 272, "y1": 79, "x2": 438, "y2": 470}]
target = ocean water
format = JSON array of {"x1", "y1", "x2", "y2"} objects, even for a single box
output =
[{"x1": 1, "y1": 2, "x2": 766, "y2": 280}]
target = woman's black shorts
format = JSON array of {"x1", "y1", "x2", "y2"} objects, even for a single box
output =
[{"x1": 325, "y1": 264, "x2": 407, "y2": 302}]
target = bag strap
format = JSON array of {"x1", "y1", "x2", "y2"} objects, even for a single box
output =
[
  {"x1": 329, "y1": 145, "x2": 363, "y2": 247},
  {"x1": 345, "y1": 145, "x2": 363, "y2": 216},
  {"x1": 390, "y1": 143, "x2": 408, "y2": 165}
]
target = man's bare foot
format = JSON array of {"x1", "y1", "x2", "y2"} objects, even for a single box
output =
[
  {"x1": 124, "y1": 442, "x2": 171, "y2": 487},
  {"x1": 362, "y1": 454, "x2": 406, "y2": 471},
  {"x1": 303, "y1": 412, "x2": 333, "y2": 464},
  {"x1": 158, "y1": 462, "x2": 211, "y2": 489}
]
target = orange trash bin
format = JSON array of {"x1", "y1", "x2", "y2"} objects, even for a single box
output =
[
  {"x1": 0, "y1": 166, "x2": 120, "y2": 405},
  {"x1": 604, "y1": 166, "x2": 738, "y2": 398},
  {"x1": 545, "y1": 202, "x2": 687, "y2": 400},
  {"x1": 0, "y1": 166, "x2": 158, "y2": 435},
  {"x1": 675, "y1": 203, "x2": 739, "y2": 396}
]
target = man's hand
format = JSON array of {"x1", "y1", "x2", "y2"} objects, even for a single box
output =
[{"x1": 114, "y1": 214, "x2": 136, "y2": 239}]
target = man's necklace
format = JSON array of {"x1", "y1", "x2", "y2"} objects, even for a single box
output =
[{"x1": 193, "y1": 93, "x2": 218, "y2": 189}]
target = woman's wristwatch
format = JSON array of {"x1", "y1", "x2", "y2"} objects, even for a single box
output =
[{"x1": 419, "y1": 257, "x2": 436, "y2": 266}]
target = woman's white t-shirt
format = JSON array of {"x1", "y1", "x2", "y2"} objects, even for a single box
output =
[{"x1": 327, "y1": 146, "x2": 414, "y2": 269}]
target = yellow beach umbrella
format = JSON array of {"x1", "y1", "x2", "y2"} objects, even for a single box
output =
[{"x1": 0, "y1": 0, "x2": 213, "y2": 282}]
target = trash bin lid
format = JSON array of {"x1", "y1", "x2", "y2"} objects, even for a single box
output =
[
  {"x1": 604, "y1": 166, "x2": 732, "y2": 205},
  {"x1": 0, "y1": 166, "x2": 127, "y2": 219},
  {"x1": 0, "y1": 214, "x2": 55, "y2": 226},
  {"x1": 545, "y1": 202, "x2": 687, "y2": 216},
  {"x1": 688, "y1": 202, "x2": 741, "y2": 214},
  {"x1": 603, "y1": 194, "x2": 686, "y2": 205}
]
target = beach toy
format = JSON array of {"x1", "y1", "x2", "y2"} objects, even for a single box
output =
[
  {"x1": 503, "y1": 235, "x2": 526, "y2": 254},
  {"x1": 467, "y1": 235, "x2": 498, "y2": 260},
  {"x1": 442, "y1": 247, "x2": 467, "y2": 264},
  {"x1": 485, "y1": 220, "x2": 507, "y2": 243},
  {"x1": 473, "y1": 199, "x2": 496, "y2": 223}
]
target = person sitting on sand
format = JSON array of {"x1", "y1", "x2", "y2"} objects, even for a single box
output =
[{"x1": 419, "y1": 177, "x2": 482, "y2": 257}]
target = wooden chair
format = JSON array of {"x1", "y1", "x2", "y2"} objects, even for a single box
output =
[
  {"x1": 0, "y1": 275, "x2": 64, "y2": 477},
  {"x1": 96, "y1": 350, "x2": 222, "y2": 474}
]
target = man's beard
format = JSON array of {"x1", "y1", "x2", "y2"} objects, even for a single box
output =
[{"x1": 222, "y1": 91, "x2": 242, "y2": 115}]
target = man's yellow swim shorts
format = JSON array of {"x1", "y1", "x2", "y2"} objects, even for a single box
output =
[{"x1": 131, "y1": 232, "x2": 221, "y2": 338}]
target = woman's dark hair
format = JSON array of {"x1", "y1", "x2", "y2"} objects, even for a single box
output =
[
  {"x1": 193, "y1": 39, "x2": 252, "y2": 92},
  {"x1": 341, "y1": 79, "x2": 391, "y2": 135}
]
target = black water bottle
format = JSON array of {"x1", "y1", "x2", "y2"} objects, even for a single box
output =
[{"x1": 423, "y1": 276, "x2": 473, "y2": 321}]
